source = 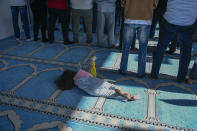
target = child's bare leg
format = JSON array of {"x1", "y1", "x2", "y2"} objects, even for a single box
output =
[{"x1": 115, "y1": 89, "x2": 135, "y2": 100}]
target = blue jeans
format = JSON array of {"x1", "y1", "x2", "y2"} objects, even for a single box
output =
[
  {"x1": 151, "y1": 18, "x2": 195, "y2": 82},
  {"x1": 120, "y1": 24, "x2": 151, "y2": 76},
  {"x1": 10, "y1": 6, "x2": 31, "y2": 39}
]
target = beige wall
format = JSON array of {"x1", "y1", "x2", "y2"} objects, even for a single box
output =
[{"x1": 0, "y1": 0, "x2": 14, "y2": 40}]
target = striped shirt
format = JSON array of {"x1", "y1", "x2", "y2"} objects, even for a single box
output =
[{"x1": 164, "y1": 0, "x2": 197, "y2": 26}]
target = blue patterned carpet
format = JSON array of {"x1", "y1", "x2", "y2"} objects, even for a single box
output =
[{"x1": 0, "y1": 28, "x2": 197, "y2": 131}]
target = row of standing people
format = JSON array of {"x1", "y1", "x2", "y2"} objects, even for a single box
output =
[
  {"x1": 118, "y1": 0, "x2": 197, "y2": 84},
  {"x1": 8, "y1": 0, "x2": 118, "y2": 46},
  {"x1": 8, "y1": 0, "x2": 197, "y2": 84}
]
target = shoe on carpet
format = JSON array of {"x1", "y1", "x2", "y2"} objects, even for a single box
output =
[
  {"x1": 86, "y1": 40, "x2": 92, "y2": 44},
  {"x1": 64, "y1": 41, "x2": 74, "y2": 45},
  {"x1": 193, "y1": 39, "x2": 197, "y2": 43},
  {"x1": 34, "y1": 37, "x2": 40, "y2": 41},
  {"x1": 131, "y1": 47, "x2": 138, "y2": 52},
  {"x1": 147, "y1": 73, "x2": 158, "y2": 80},
  {"x1": 118, "y1": 69, "x2": 126, "y2": 75},
  {"x1": 115, "y1": 46, "x2": 122, "y2": 50},
  {"x1": 26, "y1": 38, "x2": 33, "y2": 42},
  {"x1": 108, "y1": 45, "x2": 116, "y2": 49},
  {"x1": 136, "y1": 74, "x2": 146, "y2": 78},
  {"x1": 176, "y1": 78, "x2": 193, "y2": 85},
  {"x1": 16, "y1": 38, "x2": 20, "y2": 41},
  {"x1": 42, "y1": 39, "x2": 48, "y2": 42},
  {"x1": 97, "y1": 44, "x2": 104, "y2": 48}
]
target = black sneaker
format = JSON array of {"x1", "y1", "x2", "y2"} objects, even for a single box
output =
[
  {"x1": 136, "y1": 74, "x2": 146, "y2": 78},
  {"x1": 108, "y1": 45, "x2": 116, "y2": 49},
  {"x1": 64, "y1": 41, "x2": 74, "y2": 45},
  {"x1": 42, "y1": 39, "x2": 48, "y2": 42},
  {"x1": 87, "y1": 40, "x2": 92, "y2": 44},
  {"x1": 34, "y1": 37, "x2": 40, "y2": 41},
  {"x1": 147, "y1": 73, "x2": 158, "y2": 80},
  {"x1": 118, "y1": 69, "x2": 126, "y2": 75},
  {"x1": 176, "y1": 78, "x2": 192, "y2": 85}
]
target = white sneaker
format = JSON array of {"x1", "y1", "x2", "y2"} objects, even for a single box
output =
[
  {"x1": 16, "y1": 38, "x2": 20, "y2": 41},
  {"x1": 26, "y1": 38, "x2": 33, "y2": 41}
]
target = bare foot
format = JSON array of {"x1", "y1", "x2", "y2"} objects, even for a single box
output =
[{"x1": 133, "y1": 94, "x2": 141, "y2": 100}]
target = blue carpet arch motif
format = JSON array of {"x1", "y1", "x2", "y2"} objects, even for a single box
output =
[{"x1": 0, "y1": 31, "x2": 197, "y2": 131}]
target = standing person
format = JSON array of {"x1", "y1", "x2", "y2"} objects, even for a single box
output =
[
  {"x1": 47, "y1": 0, "x2": 73, "y2": 45},
  {"x1": 30, "y1": 0, "x2": 48, "y2": 42},
  {"x1": 150, "y1": 0, "x2": 197, "y2": 83},
  {"x1": 70, "y1": 0, "x2": 93, "y2": 44},
  {"x1": 119, "y1": 0, "x2": 158, "y2": 78},
  {"x1": 96, "y1": 0, "x2": 117, "y2": 48},
  {"x1": 9, "y1": 0, "x2": 32, "y2": 41}
]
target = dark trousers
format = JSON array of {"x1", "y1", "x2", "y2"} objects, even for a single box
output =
[
  {"x1": 31, "y1": 5, "x2": 47, "y2": 40},
  {"x1": 150, "y1": 11, "x2": 164, "y2": 38},
  {"x1": 92, "y1": 3, "x2": 97, "y2": 33},
  {"x1": 10, "y1": 6, "x2": 31, "y2": 39},
  {"x1": 151, "y1": 18, "x2": 195, "y2": 82},
  {"x1": 48, "y1": 8, "x2": 69, "y2": 43},
  {"x1": 72, "y1": 9, "x2": 93, "y2": 43}
]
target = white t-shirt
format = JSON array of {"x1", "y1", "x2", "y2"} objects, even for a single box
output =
[
  {"x1": 9, "y1": 0, "x2": 26, "y2": 6},
  {"x1": 124, "y1": 19, "x2": 152, "y2": 25},
  {"x1": 71, "y1": 0, "x2": 93, "y2": 10},
  {"x1": 164, "y1": 0, "x2": 197, "y2": 26}
]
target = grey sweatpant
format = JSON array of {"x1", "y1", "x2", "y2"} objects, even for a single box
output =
[{"x1": 97, "y1": 11, "x2": 115, "y2": 47}]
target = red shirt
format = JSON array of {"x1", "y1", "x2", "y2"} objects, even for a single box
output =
[{"x1": 48, "y1": 0, "x2": 67, "y2": 10}]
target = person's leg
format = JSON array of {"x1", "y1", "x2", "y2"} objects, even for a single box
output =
[
  {"x1": 136, "y1": 25, "x2": 151, "y2": 77},
  {"x1": 83, "y1": 9, "x2": 93, "y2": 44},
  {"x1": 19, "y1": 6, "x2": 31, "y2": 39},
  {"x1": 151, "y1": 18, "x2": 176, "y2": 79},
  {"x1": 59, "y1": 9, "x2": 70, "y2": 44},
  {"x1": 114, "y1": 88, "x2": 140, "y2": 100},
  {"x1": 67, "y1": 0, "x2": 71, "y2": 31},
  {"x1": 97, "y1": 11, "x2": 105, "y2": 46},
  {"x1": 40, "y1": 7, "x2": 47, "y2": 42},
  {"x1": 30, "y1": 6, "x2": 40, "y2": 40},
  {"x1": 149, "y1": 10, "x2": 158, "y2": 39},
  {"x1": 189, "y1": 57, "x2": 197, "y2": 81},
  {"x1": 106, "y1": 11, "x2": 115, "y2": 47},
  {"x1": 177, "y1": 24, "x2": 195, "y2": 82},
  {"x1": 193, "y1": 22, "x2": 197, "y2": 42},
  {"x1": 92, "y1": 3, "x2": 97, "y2": 33},
  {"x1": 10, "y1": 6, "x2": 20, "y2": 39},
  {"x1": 114, "y1": 6, "x2": 121, "y2": 33},
  {"x1": 117, "y1": 8, "x2": 124, "y2": 49},
  {"x1": 119, "y1": 24, "x2": 136, "y2": 73},
  {"x1": 48, "y1": 8, "x2": 57, "y2": 43},
  {"x1": 72, "y1": 9, "x2": 80, "y2": 43}
]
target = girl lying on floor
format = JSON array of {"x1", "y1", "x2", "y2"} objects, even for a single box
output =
[{"x1": 56, "y1": 70, "x2": 140, "y2": 101}]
